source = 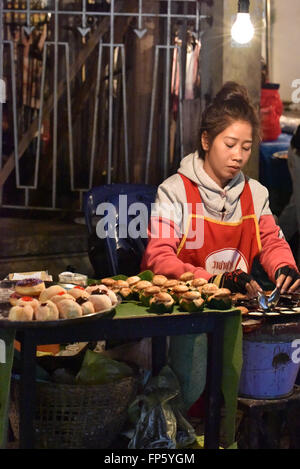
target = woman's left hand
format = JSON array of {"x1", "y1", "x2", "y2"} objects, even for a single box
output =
[
  {"x1": 209, "y1": 269, "x2": 263, "y2": 298},
  {"x1": 275, "y1": 266, "x2": 300, "y2": 293}
]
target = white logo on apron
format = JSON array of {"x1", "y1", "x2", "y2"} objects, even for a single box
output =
[{"x1": 205, "y1": 248, "x2": 248, "y2": 275}]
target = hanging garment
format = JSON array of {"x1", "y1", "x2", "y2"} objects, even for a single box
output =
[{"x1": 171, "y1": 38, "x2": 201, "y2": 116}]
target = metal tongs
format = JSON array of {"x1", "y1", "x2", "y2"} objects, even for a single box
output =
[{"x1": 257, "y1": 287, "x2": 281, "y2": 311}]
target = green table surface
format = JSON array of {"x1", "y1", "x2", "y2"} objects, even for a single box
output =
[{"x1": 114, "y1": 300, "x2": 240, "y2": 319}]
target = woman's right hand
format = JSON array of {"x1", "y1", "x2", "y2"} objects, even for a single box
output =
[{"x1": 245, "y1": 278, "x2": 263, "y2": 299}]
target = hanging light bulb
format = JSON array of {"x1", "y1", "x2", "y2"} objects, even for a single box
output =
[{"x1": 231, "y1": 0, "x2": 254, "y2": 45}]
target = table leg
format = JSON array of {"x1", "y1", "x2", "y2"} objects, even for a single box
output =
[
  {"x1": 19, "y1": 332, "x2": 36, "y2": 449},
  {"x1": 204, "y1": 320, "x2": 224, "y2": 449},
  {"x1": 152, "y1": 336, "x2": 167, "y2": 376}
]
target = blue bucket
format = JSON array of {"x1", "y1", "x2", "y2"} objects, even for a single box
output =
[{"x1": 239, "y1": 338, "x2": 300, "y2": 399}]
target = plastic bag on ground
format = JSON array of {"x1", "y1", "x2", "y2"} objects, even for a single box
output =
[{"x1": 127, "y1": 365, "x2": 196, "y2": 449}]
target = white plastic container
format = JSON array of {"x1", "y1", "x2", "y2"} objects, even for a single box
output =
[{"x1": 58, "y1": 272, "x2": 87, "y2": 287}]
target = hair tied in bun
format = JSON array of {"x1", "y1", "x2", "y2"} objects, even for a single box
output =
[{"x1": 215, "y1": 81, "x2": 250, "y2": 104}]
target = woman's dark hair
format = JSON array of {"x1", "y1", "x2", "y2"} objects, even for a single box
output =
[{"x1": 198, "y1": 81, "x2": 261, "y2": 159}]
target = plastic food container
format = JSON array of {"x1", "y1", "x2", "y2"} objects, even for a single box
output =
[{"x1": 58, "y1": 272, "x2": 88, "y2": 287}]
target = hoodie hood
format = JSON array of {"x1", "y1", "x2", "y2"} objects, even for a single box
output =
[{"x1": 177, "y1": 151, "x2": 246, "y2": 215}]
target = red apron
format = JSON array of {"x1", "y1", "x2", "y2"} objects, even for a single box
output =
[
  {"x1": 177, "y1": 174, "x2": 261, "y2": 274},
  {"x1": 175, "y1": 174, "x2": 261, "y2": 419}
]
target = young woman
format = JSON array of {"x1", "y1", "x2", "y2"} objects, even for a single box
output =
[{"x1": 141, "y1": 82, "x2": 300, "y2": 295}]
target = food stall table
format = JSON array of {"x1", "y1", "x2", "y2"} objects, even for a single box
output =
[{"x1": 0, "y1": 302, "x2": 240, "y2": 449}]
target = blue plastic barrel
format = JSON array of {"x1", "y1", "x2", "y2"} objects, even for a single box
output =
[{"x1": 239, "y1": 338, "x2": 300, "y2": 399}]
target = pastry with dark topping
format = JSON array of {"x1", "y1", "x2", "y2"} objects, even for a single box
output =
[
  {"x1": 91, "y1": 288, "x2": 109, "y2": 295},
  {"x1": 86, "y1": 284, "x2": 108, "y2": 295},
  {"x1": 68, "y1": 286, "x2": 89, "y2": 300},
  {"x1": 9, "y1": 292, "x2": 23, "y2": 306},
  {"x1": 15, "y1": 278, "x2": 45, "y2": 297}
]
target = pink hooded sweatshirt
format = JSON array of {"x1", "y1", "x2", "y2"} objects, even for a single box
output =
[{"x1": 141, "y1": 151, "x2": 297, "y2": 282}]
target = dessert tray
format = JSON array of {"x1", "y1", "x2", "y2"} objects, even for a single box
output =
[{"x1": 0, "y1": 281, "x2": 117, "y2": 328}]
